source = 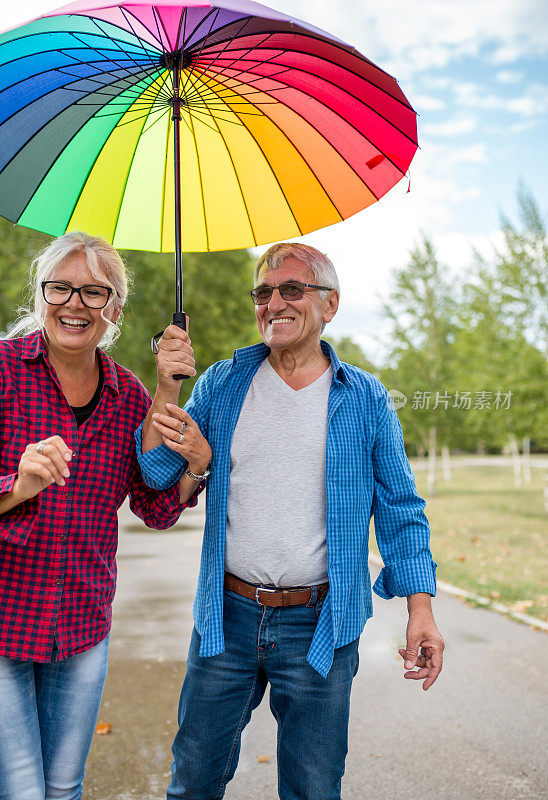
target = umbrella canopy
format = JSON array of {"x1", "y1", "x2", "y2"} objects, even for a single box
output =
[{"x1": 0, "y1": 0, "x2": 418, "y2": 256}]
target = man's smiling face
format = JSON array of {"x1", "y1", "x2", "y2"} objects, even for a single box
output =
[{"x1": 254, "y1": 256, "x2": 338, "y2": 354}]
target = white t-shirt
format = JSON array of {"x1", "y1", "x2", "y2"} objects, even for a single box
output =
[{"x1": 224, "y1": 358, "x2": 332, "y2": 587}]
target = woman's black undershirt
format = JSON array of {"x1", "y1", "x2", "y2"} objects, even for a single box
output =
[{"x1": 69, "y1": 357, "x2": 104, "y2": 427}]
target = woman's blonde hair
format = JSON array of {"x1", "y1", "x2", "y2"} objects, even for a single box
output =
[{"x1": 7, "y1": 232, "x2": 130, "y2": 349}]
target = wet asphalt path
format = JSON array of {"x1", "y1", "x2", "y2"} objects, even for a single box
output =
[{"x1": 84, "y1": 498, "x2": 548, "y2": 800}]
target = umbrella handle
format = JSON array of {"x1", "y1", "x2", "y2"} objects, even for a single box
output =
[{"x1": 172, "y1": 311, "x2": 190, "y2": 381}]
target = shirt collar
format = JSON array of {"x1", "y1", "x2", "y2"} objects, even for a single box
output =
[
  {"x1": 21, "y1": 330, "x2": 120, "y2": 396},
  {"x1": 231, "y1": 339, "x2": 348, "y2": 385}
]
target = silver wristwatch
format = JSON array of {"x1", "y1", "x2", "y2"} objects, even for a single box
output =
[{"x1": 185, "y1": 463, "x2": 211, "y2": 482}]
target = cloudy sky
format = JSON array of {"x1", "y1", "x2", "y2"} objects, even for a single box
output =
[{"x1": 2, "y1": 1, "x2": 547, "y2": 359}]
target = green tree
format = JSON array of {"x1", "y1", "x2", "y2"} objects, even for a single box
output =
[
  {"x1": 0, "y1": 218, "x2": 51, "y2": 335},
  {"x1": 0, "y1": 221, "x2": 258, "y2": 400},
  {"x1": 325, "y1": 335, "x2": 376, "y2": 373},
  {"x1": 111, "y1": 249, "x2": 258, "y2": 398},
  {"x1": 471, "y1": 185, "x2": 548, "y2": 355},
  {"x1": 381, "y1": 235, "x2": 461, "y2": 489}
]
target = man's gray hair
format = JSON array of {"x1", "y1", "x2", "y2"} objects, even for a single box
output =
[
  {"x1": 254, "y1": 243, "x2": 340, "y2": 298},
  {"x1": 6, "y1": 232, "x2": 130, "y2": 349}
]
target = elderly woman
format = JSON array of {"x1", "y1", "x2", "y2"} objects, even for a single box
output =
[{"x1": 0, "y1": 232, "x2": 211, "y2": 800}]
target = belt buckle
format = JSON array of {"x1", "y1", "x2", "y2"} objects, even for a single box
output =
[{"x1": 255, "y1": 586, "x2": 276, "y2": 605}]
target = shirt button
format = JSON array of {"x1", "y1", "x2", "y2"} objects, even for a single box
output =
[
  {"x1": 55, "y1": 578, "x2": 62, "y2": 586},
  {"x1": 64, "y1": 492, "x2": 72, "y2": 500},
  {"x1": 60, "y1": 534, "x2": 67, "y2": 541}
]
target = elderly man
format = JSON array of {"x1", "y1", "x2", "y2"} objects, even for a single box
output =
[{"x1": 136, "y1": 243, "x2": 444, "y2": 800}]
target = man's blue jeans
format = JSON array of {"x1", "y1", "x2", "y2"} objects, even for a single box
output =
[
  {"x1": 0, "y1": 635, "x2": 109, "y2": 800},
  {"x1": 167, "y1": 589, "x2": 360, "y2": 800}
]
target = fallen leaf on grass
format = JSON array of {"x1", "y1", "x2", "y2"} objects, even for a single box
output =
[
  {"x1": 94, "y1": 721, "x2": 112, "y2": 735},
  {"x1": 509, "y1": 600, "x2": 534, "y2": 613},
  {"x1": 257, "y1": 755, "x2": 272, "y2": 763},
  {"x1": 457, "y1": 555, "x2": 467, "y2": 562}
]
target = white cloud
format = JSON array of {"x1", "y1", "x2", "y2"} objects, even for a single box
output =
[
  {"x1": 275, "y1": 0, "x2": 548, "y2": 75},
  {"x1": 453, "y1": 81, "x2": 548, "y2": 117},
  {"x1": 413, "y1": 94, "x2": 447, "y2": 111},
  {"x1": 422, "y1": 118, "x2": 476, "y2": 137},
  {"x1": 496, "y1": 70, "x2": 524, "y2": 84}
]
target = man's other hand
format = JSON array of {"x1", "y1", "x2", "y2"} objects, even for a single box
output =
[{"x1": 399, "y1": 594, "x2": 444, "y2": 690}]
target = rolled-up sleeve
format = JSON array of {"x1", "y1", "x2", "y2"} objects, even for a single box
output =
[
  {"x1": 135, "y1": 365, "x2": 216, "y2": 490},
  {"x1": 0, "y1": 472, "x2": 39, "y2": 546},
  {"x1": 134, "y1": 423, "x2": 185, "y2": 490},
  {"x1": 127, "y1": 456, "x2": 201, "y2": 529},
  {"x1": 370, "y1": 393, "x2": 437, "y2": 600}
]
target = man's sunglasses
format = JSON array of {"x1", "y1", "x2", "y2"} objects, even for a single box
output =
[{"x1": 250, "y1": 281, "x2": 332, "y2": 306}]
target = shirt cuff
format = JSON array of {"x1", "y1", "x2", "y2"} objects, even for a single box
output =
[
  {"x1": 0, "y1": 472, "x2": 17, "y2": 496},
  {"x1": 373, "y1": 555, "x2": 437, "y2": 600},
  {"x1": 0, "y1": 473, "x2": 38, "y2": 546},
  {"x1": 134, "y1": 422, "x2": 186, "y2": 490}
]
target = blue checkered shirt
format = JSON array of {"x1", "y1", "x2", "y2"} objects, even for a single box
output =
[{"x1": 135, "y1": 341, "x2": 436, "y2": 677}]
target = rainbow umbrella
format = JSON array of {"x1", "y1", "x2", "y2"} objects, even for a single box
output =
[{"x1": 0, "y1": 0, "x2": 418, "y2": 331}]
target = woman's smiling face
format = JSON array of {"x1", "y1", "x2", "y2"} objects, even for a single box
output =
[{"x1": 43, "y1": 252, "x2": 119, "y2": 358}]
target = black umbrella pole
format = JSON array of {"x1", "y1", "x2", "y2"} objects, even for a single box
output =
[{"x1": 172, "y1": 60, "x2": 189, "y2": 380}]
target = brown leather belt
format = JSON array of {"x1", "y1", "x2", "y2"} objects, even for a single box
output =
[{"x1": 224, "y1": 572, "x2": 329, "y2": 608}]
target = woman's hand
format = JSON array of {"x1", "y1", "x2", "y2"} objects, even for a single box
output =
[
  {"x1": 151, "y1": 404, "x2": 211, "y2": 475},
  {"x1": 13, "y1": 436, "x2": 73, "y2": 503}
]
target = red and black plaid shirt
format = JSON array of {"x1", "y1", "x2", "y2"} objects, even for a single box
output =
[{"x1": 0, "y1": 331, "x2": 196, "y2": 662}]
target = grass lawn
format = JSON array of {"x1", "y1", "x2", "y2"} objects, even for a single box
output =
[{"x1": 370, "y1": 460, "x2": 548, "y2": 622}]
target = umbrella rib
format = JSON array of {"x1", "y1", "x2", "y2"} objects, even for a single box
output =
[
  {"x1": 193, "y1": 82, "x2": 257, "y2": 246},
  {"x1": 197, "y1": 85, "x2": 303, "y2": 236},
  {"x1": 180, "y1": 7, "x2": 218, "y2": 53},
  {"x1": 186, "y1": 15, "x2": 254, "y2": 85},
  {"x1": 206, "y1": 79, "x2": 351, "y2": 217},
  {"x1": 188, "y1": 59, "x2": 291, "y2": 104},
  {"x1": 159, "y1": 111, "x2": 172, "y2": 252},
  {"x1": 182, "y1": 9, "x2": 222, "y2": 93},
  {"x1": 185, "y1": 108, "x2": 210, "y2": 251},
  {"x1": 151, "y1": 6, "x2": 173, "y2": 55},
  {"x1": 194, "y1": 30, "x2": 281, "y2": 92},
  {"x1": 184, "y1": 48, "x2": 291, "y2": 103},
  {"x1": 201, "y1": 29, "x2": 414, "y2": 112},
  {"x1": 14, "y1": 87, "x2": 139, "y2": 227},
  {"x1": 0, "y1": 64, "x2": 157, "y2": 112},
  {"x1": 58, "y1": 40, "x2": 158, "y2": 94},
  {"x1": 201, "y1": 24, "x2": 401, "y2": 91},
  {"x1": 92, "y1": 103, "x2": 167, "y2": 125},
  {"x1": 211, "y1": 52, "x2": 418, "y2": 146},
  {"x1": 118, "y1": 7, "x2": 164, "y2": 50},
  {"x1": 66, "y1": 30, "x2": 152, "y2": 80},
  {"x1": 88, "y1": 13, "x2": 162, "y2": 75},
  {"x1": 0, "y1": 73, "x2": 163, "y2": 186},
  {"x1": 111, "y1": 95, "x2": 165, "y2": 243},
  {"x1": 210, "y1": 69, "x2": 403, "y2": 183},
  {"x1": 54, "y1": 64, "x2": 156, "y2": 93}
]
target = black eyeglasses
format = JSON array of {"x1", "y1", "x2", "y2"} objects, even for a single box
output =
[
  {"x1": 42, "y1": 281, "x2": 113, "y2": 309},
  {"x1": 250, "y1": 281, "x2": 332, "y2": 305}
]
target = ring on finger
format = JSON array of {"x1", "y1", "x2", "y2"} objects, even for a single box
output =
[
  {"x1": 180, "y1": 421, "x2": 187, "y2": 432},
  {"x1": 37, "y1": 440, "x2": 47, "y2": 455},
  {"x1": 177, "y1": 432, "x2": 185, "y2": 444}
]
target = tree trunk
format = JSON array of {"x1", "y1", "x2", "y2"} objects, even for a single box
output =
[
  {"x1": 427, "y1": 426, "x2": 437, "y2": 496},
  {"x1": 442, "y1": 445, "x2": 451, "y2": 481},
  {"x1": 508, "y1": 434, "x2": 522, "y2": 488},
  {"x1": 522, "y1": 436, "x2": 532, "y2": 485}
]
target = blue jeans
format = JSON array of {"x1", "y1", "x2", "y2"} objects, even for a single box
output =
[
  {"x1": 167, "y1": 589, "x2": 359, "y2": 800},
  {"x1": 0, "y1": 635, "x2": 109, "y2": 800}
]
